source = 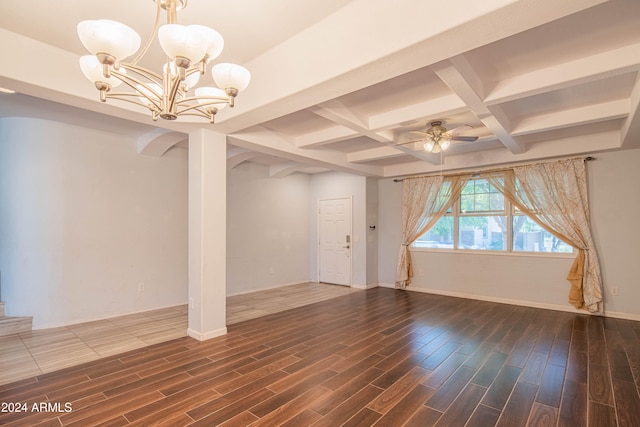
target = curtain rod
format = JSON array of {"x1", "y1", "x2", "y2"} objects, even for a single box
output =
[{"x1": 392, "y1": 156, "x2": 595, "y2": 182}]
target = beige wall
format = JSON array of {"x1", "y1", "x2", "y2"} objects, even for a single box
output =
[
  {"x1": 226, "y1": 162, "x2": 311, "y2": 295},
  {"x1": 377, "y1": 147, "x2": 640, "y2": 319},
  {"x1": 0, "y1": 117, "x2": 189, "y2": 328}
]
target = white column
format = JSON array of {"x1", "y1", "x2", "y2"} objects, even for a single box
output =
[{"x1": 187, "y1": 129, "x2": 227, "y2": 340}]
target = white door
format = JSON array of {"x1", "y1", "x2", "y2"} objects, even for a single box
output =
[{"x1": 319, "y1": 198, "x2": 352, "y2": 286}]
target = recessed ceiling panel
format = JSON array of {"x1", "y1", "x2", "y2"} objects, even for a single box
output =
[
  {"x1": 357, "y1": 154, "x2": 417, "y2": 167},
  {"x1": 337, "y1": 67, "x2": 452, "y2": 117},
  {"x1": 501, "y1": 73, "x2": 637, "y2": 120},
  {"x1": 466, "y1": 0, "x2": 640, "y2": 82},
  {"x1": 317, "y1": 136, "x2": 382, "y2": 153},
  {"x1": 518, "y1": 119, "x2": 624, "y2": 145},
  {"x1": 261, "y1": 109, "x2": 335, "y2": 137}
]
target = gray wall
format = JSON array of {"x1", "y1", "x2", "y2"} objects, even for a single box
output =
[
  {"x1": 0, "y1": 117, "x2": 189, "y2": 328},
  {"x1": 226, "y1": 162, "x2": 311, "y2": 295},
  {"x1": 377, "y1": 148, "x2": 640, "y2": 318}
]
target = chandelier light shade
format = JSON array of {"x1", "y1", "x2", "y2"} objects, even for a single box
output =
[
  {"x1": 77, "y1": 0, "x2": 250, "y2": 123},
  {"x1": 189, "y1": 25, "x2": 224, "y2": 60},
  {"x1": 195, "y1": 87, "x2": 227, "y2": 109},
  {"x1": 157, "y1": 24, "x2": 207, "y2": 63},
  {"x1": 79, "y1": 55, "x2": 125, "y2": 88},
  {"x1": 213, "y1": 63, "x2": 251, "y2": 92},
  {"x1": 77, "y1": 20, "x2": 141, "y2": 61}
]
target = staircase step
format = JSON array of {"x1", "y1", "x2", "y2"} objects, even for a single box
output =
[{"x1": 0, "y1": 316, "x2": 33, "y2": 337}]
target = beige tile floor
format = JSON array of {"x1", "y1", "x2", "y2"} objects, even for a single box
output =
[{"x1": 0, "y1": 282, "x2": 357, "y2": 386}]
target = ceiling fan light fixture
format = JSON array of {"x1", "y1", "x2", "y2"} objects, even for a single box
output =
[
  {"x1": 440, "y1": 139, "x2": 451, "y2": 151},
  {"x1": 424, "y1": 141, "x2": 435, "y2": 152}
]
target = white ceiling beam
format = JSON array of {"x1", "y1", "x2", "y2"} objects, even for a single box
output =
[
  {"x1": 213, "y1": 0, "x2": 607, "y2": 134},
  {"x1": 227, "y1": 147, "x2": 262, "y2": 169},
  {"x1": 228, "y1": 126, "x2": 384, "y2": 176},
  {"x1": 0, "y1": 28, "x2": 196, "y2": 136},
  {"x1": 485, "y1": 43, "x2": 640, "y2": 105},
  {"x1": 268, "y1": 162, "x2": 329, "y2": 178},
  {"x1": 295, "y1": 125, "x2": 358, "y2": 148},
  {"x1": 383, "y1": 129, "x2": 621, "y2": 178},
  {"x1": 621, "y1": 72, "x2": 640, "y2": 149},
  {"x1": 368, "y1": 94, "x2": 468, "y2": 130},
  {"x1": 348, "y1": 146, "x2": 408, "y2": 163},
  {"x1": 313, "y1": 99, "x2": 369, "y2": 129},
  {"x1": 136, "y1": 129, "x2": 186, "y2": 157},
  {"x1": 512, "y1": 99, "x2": 630, "y2": 136},
  {"x1": 311, "y1": 100, "x2": 442, "y2": 164},
  {"x1": 433, "y1": 56, "x2": 526, "y2": 154}
]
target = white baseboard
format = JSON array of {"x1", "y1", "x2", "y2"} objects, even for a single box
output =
[
  {"x1": 377, "y1": 282, "x2": 397, "y2": 289},
  {"x1": 187, "y1": 327, "x2": 227, "y2": 341},
  {"x1": 351, "y1": 283, "x2": 379, "y2": 290},
  {"x1": 376, "y1": 284, "x2": 640, "y2": 321},
  {"x1": 226, "y1": 281, "x2": 309, "y2": 297},
  {"x1": 601, "y1": 310, "x2": 640, "y2": 322},
  {"x1": 407, "y1": 287, "x2": 584, "y2": 314}
]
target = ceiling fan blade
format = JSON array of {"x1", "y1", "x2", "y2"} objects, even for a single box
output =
[
  {"x1": 396, "y1": 138, "x2": 427, "y2": 146},
  {"x1": 450, "y1": 136, "x2": 479, "y2": 142},
  {"x1": 448, "y1": 124, "x2": 472, "y2": 135}
]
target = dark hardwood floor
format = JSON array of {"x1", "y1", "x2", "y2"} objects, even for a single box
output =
[{"x1": 1, "y1": 287, "x2": 639, "y2": 426}]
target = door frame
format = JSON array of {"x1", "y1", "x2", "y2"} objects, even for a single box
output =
[{"x1": 317, "y1": 196, "x2": 353, "y2": 286}]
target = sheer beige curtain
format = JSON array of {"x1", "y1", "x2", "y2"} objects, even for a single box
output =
[
  {"x1": 395, "y1": 175, "x2": 467, "y2": 289},
  {"x1": 485, "y1": 159, "x2": 603, "y2": 313}
]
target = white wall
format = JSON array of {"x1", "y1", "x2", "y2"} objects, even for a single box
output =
[
  {"x1": 588, "y1": 148, "x2": 640, "y2": 317},
  {"x1": 226, "y1": 162, "x2": 310, "y2": 295},
  {"x1": 366, "y1": 177, "x2": 379, "y2": 285},
  {"x1": 0, "y1": 117, "x2": 189, "y2": 328},
  {"x1": 309, "y1": 172, "x2": 368, "y2": 286},
  {"x1": 378, "y1": 148, "x2": 640, "y2": 319}
]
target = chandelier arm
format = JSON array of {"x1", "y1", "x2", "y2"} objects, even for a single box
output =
[
  {"x1": 176, "y1": 103, "x2": 217, "y2": 116},
  {"x1": 109, "y1": 69, "x2": 163, "y2": 111},
  {"x1": 175, "y1": 95, "x2": 228, "y2": 107},
  {"x1": 164, "y1": 73, "x2": 183, "y2": 116},
  {"x1": 176, "y1": 109, "x2": 217, "y2": 124},
  {"x1": 177, "y1": 108, "x2": 212, "y2": 118},
  {"x1": 185, "y1": 63, "x2": 204, "y2": 79},
  {"x1": 130, "y1": 0, "x2": 162, "y2": 66},
  {"x1": 104, "y1": 92, "x2": 161, "y2": 112},
  {"x1": 117, "y1": 63, "x2": 163, "y2": 84}
]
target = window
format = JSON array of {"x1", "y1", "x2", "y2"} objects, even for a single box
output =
[{"x1": 413, "y1": 176, "x2": 574, "y2": 254}]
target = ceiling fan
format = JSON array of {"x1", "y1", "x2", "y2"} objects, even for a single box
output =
[{"x1": 400, "y1": 120, "x2": 479, "y2": 153}]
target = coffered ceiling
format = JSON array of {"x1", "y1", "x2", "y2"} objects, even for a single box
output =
[{"x1": 1, "y1": 0, "x2": 639, "y2": 178}]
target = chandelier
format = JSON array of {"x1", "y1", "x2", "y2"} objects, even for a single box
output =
[
  {"x1": 77, "y1": 0, "x2": 250, "y2": 123},
  {"x1": 422, "y1": 122, "x2": 451, "y2": 154}
]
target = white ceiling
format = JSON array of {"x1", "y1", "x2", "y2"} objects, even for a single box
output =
[{"x1": 1, "y1": 0, "x2": 639, "y2": 178}]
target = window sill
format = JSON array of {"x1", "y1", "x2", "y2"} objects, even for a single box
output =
[{"x1": 410, "y1": 247, "x2": 576, "y2": 259}]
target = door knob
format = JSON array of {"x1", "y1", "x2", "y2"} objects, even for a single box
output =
[{"x1": 343, "y1": 245, "x2": 350, "y2": 249}]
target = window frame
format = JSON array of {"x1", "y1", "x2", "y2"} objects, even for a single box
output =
[{"x1": 412, "y1": 175, "x2": 576, "y2": 258}]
